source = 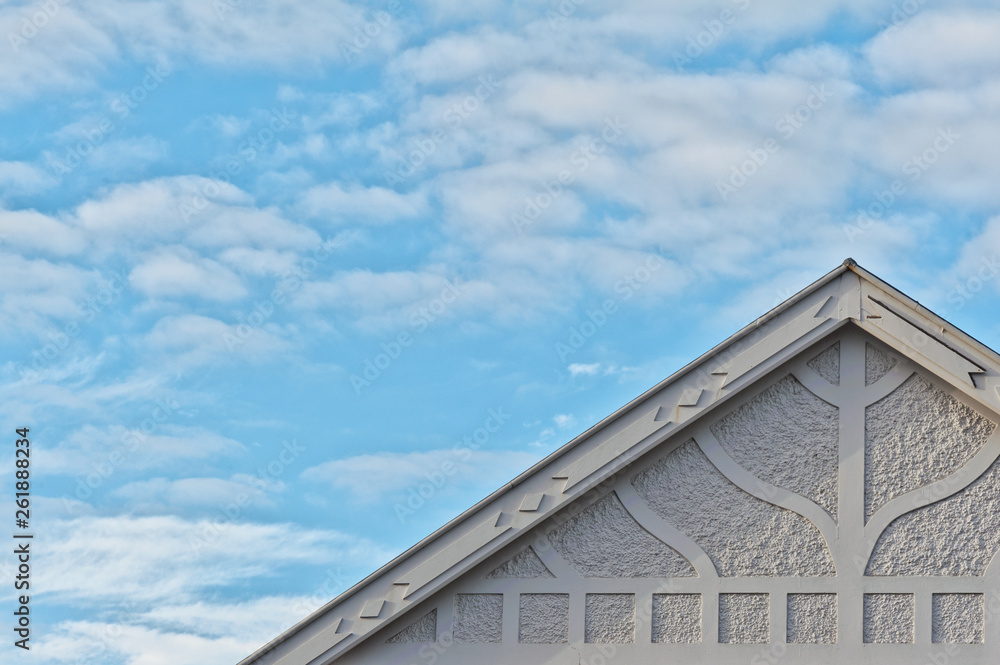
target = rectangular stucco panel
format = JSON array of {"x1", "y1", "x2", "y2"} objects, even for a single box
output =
[
  {"x1": 933, "y1": 593, "x2": 985, "y2": 644},
  {"x1": 519, "y1": 594, "x2": 569, "y2": 644},
  {"x1": 651, "y1": 593, "x2": 701, "y2": 644},
  {"x1": 787, "y1": 593, "x2": 837, "y2": 644},
  {"x1": 454, "y1": 594, "x2": 502, "y2": 643},
  {"x1": 585, "y1": 594, "x2": 635, "y2": 644},
  {"x1": 864, "y1": 593, "x2": 914, "y2": 644},
  {"x1": 719, "y1": 593, "x2": 769, "y2": 644}
]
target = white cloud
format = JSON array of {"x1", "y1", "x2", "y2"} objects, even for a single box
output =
[
  {"x1": 35, "y1": 622, "x2": 254, "y2": 665},
  {"x1": 301, "y1": 448, "x2": 540, "y2": 504},
  {"x1": 568, "y1": 363, "x2": 600, "y2": 376},
  {"x1": 209, "y1": 114, "x2": 253, "y2": 137},
  {"x1": 553, "y1": 413, "x2": 575, "y2": 428},
  {"x1": 947, "y1": 216, "x2": 1000, "y2": 299},
  {"x1": 531, "y1": 0, "x2": 880, "y2": 49},
  {"x1": 302, "y1": 92, "x2": 381, "y2": 131},
  {"x1": 387, "y1": 1, "x2": 886, "y2": 91},
  {"x1": 86, "y1": 135, "x2": 170, "y2": 172},
  {"x1": 485, "y1": 238, "x2": 691, "y2": 301},
  {"x1": 217, "y1": 247, "x2": 300, "y2": 276},
  {"x1": 73, "y1": 176, "x2": 241, "y2": 238},
  {"x1": 0, "y1": 160, "x2": 56, "y2": 195},
  {"x1": 766, "y1": 44, "x2": 855, "y2": 81},
  {"x1": 37, "y1": 424, "x2": 244, "y2": 475},
  {"x1": 34, "y1": 595, "x2": 325, "y2": 665},
  {"x1": 142, "y1": 595, "x2": 316, "y2": 641},
  {"x1": 188, "y1": 204, "x2": 323, "y2": 251},
  {"x1": 416, "y1": 66, "x2": 862, "y2": 284},
  {"x1": 300, "y1": 182, "x2": 428, "y2": 224},
  {"x1": 0, "y1": 5, "x2": 117, "y2": 106},
  {"x1": 105, "y1": 0, "x2": 395, "y2": 67},
  {"x1": 29, "y1": 515, "x2": 393, "y2": 604},
  {"x1": 436, "y1": 160, "x2": 588, "y2": 241},
  {"x1": 0, "y1": 1, "x2": 401, "y2": 106},
  {"x1": 0, "y1": 369, "x2": 179, "y2": 430},
  {"x1": 866, "y1": 10, "x2": 1000, "y2": 88},
  {"x1": 2, "y1": 352, "x2": 105, "y2": 388},
  {"x1": 526, "y1": 426, "x2": 557, "y2": 449},
  {"x1": 391, "y1": 27, "x2": 530, "y2": 85},
  {"x1": 272, "y1": 133, "x2": 330, "y2": 163},
  {"x1": 7, "y1": 6, "x2": 987, "y2": 345},
  {"x1": 129, "y1": 248, "x2": 247, "y2": 301},
  {"x1": 880, "y1": 86, "x2": 1000, "y2": 207},
  {"x1": 277, "y1": 84, "x2": 306, "y2": 103},
  {"x1": 294, "y1": 269, "x2": 488, "y2": 330},
  {"x1": 420, "y1": 0, "x2": 509, "y2": 24},
  {"x1": 0, "y1": 208, "x2": 87, "y2": 256},
  {"x1": 0, "y1": 253, "x2": 103, "y2": 332},
  {"x1": 30, "y1": 494, "x2": 97, "y2": 520},
  {"x1": 110, "y1": 476, "x2": 282, "y2": 513},
  {"x1": 72, "y1": 176, "x2": 322, "y2": 253},
  {"x1": 145, "y1": 314, "x2": 292, "y2": 367}
]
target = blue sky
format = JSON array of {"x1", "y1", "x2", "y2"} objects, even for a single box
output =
[{"x1": 2, "y1": 0, "x2": 1000, "y2": 663}]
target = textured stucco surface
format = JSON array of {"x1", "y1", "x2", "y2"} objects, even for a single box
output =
[
  {"x1": 787, "y1": 593, "x2": 837, "y2": 644},
  {"x1": 808, "y1": 342, "x2": 841, "y2": 385},
  {"x1": 867, "y1": 448, "x2": 1000, "y2": 576},
  {"x1": 546, "y1": 492, "x2": 695, "y2": 578},
  {"x1": 710, "y1": 374, "x2": 839, "y2": 520},
  {"x1": 585, "y1": 594, "x2": 635, "y2": 643},
  {"x1": 864, "y1": 593, "x2": 914, "y2": 644},
  {"x1": 866, "y1": 342, "x2": 898, "y2": 386},
  {"x1": 933, "y1": 593, "x2": 984, "y2": 644},
  {"x1": 519, "y1": 594, "x2": 569, "y2": 644},
  {"x1": 631, "y1": 440, "x2": 836, "y2": 577},
  {"x1": 719, "y1": 593, "x2": 769, "y2": 644},
  {"x1": 651, "y1": 593, "x2": 701, "y2": 643},
  {"x1": 865, "y1": 373, "x2": 996, "y2": 521},
  {"x1": 386, "y1": 608, "x2": 436, "y2": 643},
  {"x1": 485, "y1": 547, "x2": 554, "y2": 579},
  {"x1": 453, "y1": 594, "x2": 502, "y2": 643}
]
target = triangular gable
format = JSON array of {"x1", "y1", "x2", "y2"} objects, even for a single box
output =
[{"x1": 243, "y1": 260, "x2": 1000, "y2": 665}]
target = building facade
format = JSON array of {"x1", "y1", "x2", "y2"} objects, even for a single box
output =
[{"x1": 243, "y1": 260, "x2": 1000, "y2": 665}]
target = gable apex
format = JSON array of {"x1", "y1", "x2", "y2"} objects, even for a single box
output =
[{"x1": 242, "y1": 261, "x2": 1000, "y2": 665}]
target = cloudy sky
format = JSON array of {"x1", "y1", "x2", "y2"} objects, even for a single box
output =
[{"x1": 2, "y1": 0, "x2": 1000, "y2": 663}]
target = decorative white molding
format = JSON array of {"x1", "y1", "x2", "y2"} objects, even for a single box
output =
[
  {"x1": 864, "y1": 428, "x2": 1000, "y2": 549},
  {"x1": 696, "y1": 429, "x2": 838, "y2": 547},
  {"x1": 678, "y1": 388, "x2": 704, "y2": 407},
  {"x1": 553, "y1": 407, "x2": 670, "y2": 492},
  {"x1": 865, "y1": 295, "x2": 986, "y2": 387},
  {"x1": 360, "y1": 600, "x2": 385, "y2": 619},
  {"x1": 518, "y1": 493, "x2": 544, "y2": 512},
  {"x1": 712, "y1": 296, "x2": 835, "y2": 387},
  {"x1": 396, "y1": 513, "x2": 511, "y2": 599},
  {"x1": 615, "y1": 483, "x2": 718, "y2": 579}
]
